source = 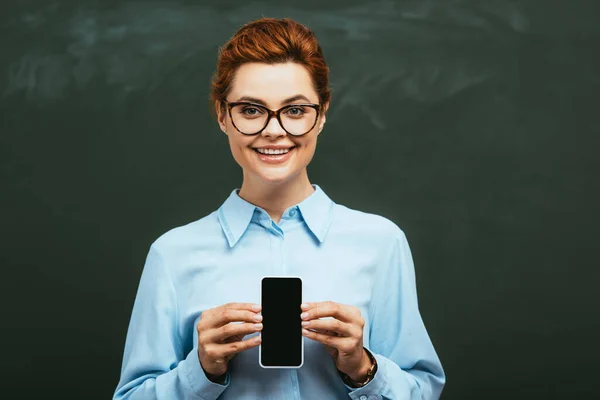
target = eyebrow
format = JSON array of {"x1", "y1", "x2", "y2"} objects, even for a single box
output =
[{"x1": 234, "y1": 94, "x2": 314, "y2": 106}]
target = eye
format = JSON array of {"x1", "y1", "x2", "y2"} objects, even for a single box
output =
[
  {"x1": 236, "y1": 104, "x2": 265, "y2": 118},
  {"x1": 285, "y1": 106, "x2": 307, "y2": 117},
  {"x1": 241, "y1": 106, "x2": 264, "y2": 116}
]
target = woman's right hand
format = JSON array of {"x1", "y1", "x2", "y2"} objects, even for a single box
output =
[{"x1": 197, "y1": 302, "x2": 263, "y2": 381}]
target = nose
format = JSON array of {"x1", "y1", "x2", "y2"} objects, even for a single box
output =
[{"x1": 261, "y1": 115, "x2": 286, "y2": 138}]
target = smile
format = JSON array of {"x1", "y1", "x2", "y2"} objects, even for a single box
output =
[
  {"x1": 252, "y1": 147, "x2": 296, "y2": 163},
  {"x1": 255, "y1": 147, "x2": 293, "y2": 155}
]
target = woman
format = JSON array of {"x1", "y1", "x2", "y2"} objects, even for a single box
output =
[{"x1": 114, "y1": 17, "x2": 445, "y2": 399}]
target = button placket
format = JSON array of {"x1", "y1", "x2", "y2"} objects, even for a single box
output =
[
  {"x1": 268, "y1": 217, "x2": 285, "y2": 276},
  {"x1": 279, "y1": 219, "x2": 286, "y2": 275}
]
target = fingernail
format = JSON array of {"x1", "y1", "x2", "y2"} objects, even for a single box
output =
[
  {"x1": 254, "y1": 336, "x2": 261, "y2": 343},
  {"x1": 301, "y1": 321, "x2": 309, "y2": 327},
  {"x1": 254, "y1": 314, "x2": 262, "y2": 321},
  {"x1": 302, "y1": 329, "x2": 309, "y2": 335},
  {"x1": 300, "y1": 303, "x2": 308, "y2": 309},
  {"x1": 253, "y1": 323, "x2": 263, "y2": 329},
  {"x1": 252, "y1": 304, "x2": 261, "y2": 311},
  {"x1": 300, "y1": 312, "x2": 308, "y2": 319}
]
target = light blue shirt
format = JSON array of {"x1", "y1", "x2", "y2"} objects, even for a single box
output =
[{"x1": 114, "y1": 184, "x2": 445, "y2": 400}]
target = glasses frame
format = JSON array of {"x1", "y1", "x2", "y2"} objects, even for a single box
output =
[{"x1": 224, "y1": 101, "x2": 321, "y2": 136}]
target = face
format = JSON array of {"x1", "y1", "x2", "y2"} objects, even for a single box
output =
[{"x1": 217, "y1": 62, "x2": 328, "y2": 186}]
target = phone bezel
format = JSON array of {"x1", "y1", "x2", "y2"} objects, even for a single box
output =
[{"x1": 258, "y1": 275, "x2": 304, "y2": 369}]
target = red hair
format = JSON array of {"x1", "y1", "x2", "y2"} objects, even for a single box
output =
[{"x1": 210, "y1": 17, "x2": 331, "y2": 116}]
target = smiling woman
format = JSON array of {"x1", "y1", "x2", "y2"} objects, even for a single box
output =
[
  {"x1": 216, "y1": 61, "x2": 326, "y2": 201},
  {"x1": 113, "y1": 17, "x2": 445, "y2": 400}
]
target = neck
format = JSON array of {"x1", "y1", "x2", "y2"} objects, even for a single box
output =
[{"x1": 238, "y1": 170, "x2": 314, "y2": 224}]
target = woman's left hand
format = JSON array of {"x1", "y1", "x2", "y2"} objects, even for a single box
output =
[{"x1": 300, "y1": 301, "x2": 371, "y2": 381}]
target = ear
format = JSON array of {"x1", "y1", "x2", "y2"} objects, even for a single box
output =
[
  {"x1": 317, "y1": 102, "x2": 329, "y2": 135},
  {"x1": 215, "y1": 101, "x2": 228, "y2": 135}
]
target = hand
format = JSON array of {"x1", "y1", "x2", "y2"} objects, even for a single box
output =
[
  {"x1": 300, "y1": 301, "x2": 372, "y2": 381},
  {"x1": 196, "y1": 302, "x2": 263, "y2": 381}
]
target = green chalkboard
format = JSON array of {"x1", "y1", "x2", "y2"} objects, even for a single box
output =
[{"x1": 2, "y1": 1, "x2": 599, "y2": 399}]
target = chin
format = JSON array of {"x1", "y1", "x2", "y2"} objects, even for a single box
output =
[
  {"x1": 245, "y1": 163, "x2": 303, "y2": 185},
  {"x1": 255, "y1": 171, "x2": 297, "y2": 185}
]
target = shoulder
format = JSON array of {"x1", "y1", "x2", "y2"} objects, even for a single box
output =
[
  {"x1": 330, "y1": 202, "x2": 406, "y2": 242},
  {"x1": 148, "y1": 210, "x2": 224, "y2": 257}
]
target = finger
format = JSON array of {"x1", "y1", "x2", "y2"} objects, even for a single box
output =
[
  {"x1": 301, "y1": 301, "x2": 353, "y2": 323},
  {"x1": 222, "y1": 302, "x2": 262, "y2": 312},
  {"x1": 302, "y1": 327, "x2": 350, "y2": 349},
  {"x1": 210, "y1": 322, "x2": 263, "y2": 343},
  {"x1": 306, "y1": 327, "x2": 338, "y2": 337},
  {"x1": 218, "y1": 334, "x2": 262, "y2": 358},
  {"x1": 301, "y1": 318, "x2": 356, "y2": 337},
  {"x1": 224, "y1": 333, "x2": 246, "y2": 343},
  {"x1": 211, "y1": 308, "x2": 263, "y2": 328}
]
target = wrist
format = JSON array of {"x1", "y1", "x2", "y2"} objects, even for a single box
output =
[
  {"x1": 338, "y1": 347, "x2": 377, "y2": 388},
  {"x1": 347, "y1": 348, "x2": 372, "y2": 381},
  {"x1": 200, "y1": 359, "x2": 228, "y2": 384},
  {"x1": 205, "y1": 369, "x2": 228, "y2": 384}
]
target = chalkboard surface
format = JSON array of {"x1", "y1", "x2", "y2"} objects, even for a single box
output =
[{"x1": 2, "y1": 1, "x2": 599, "y2": 399}]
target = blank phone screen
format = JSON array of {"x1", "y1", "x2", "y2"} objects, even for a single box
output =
[{"x1": 260, "y1": 277, "x2": 302, "y2": 367}]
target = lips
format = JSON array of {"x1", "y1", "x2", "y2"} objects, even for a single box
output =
[
  {"x1": 253, "y1": 146, "x2": 296, "y2": 154},
  {"x1": 253, "y1": 146, "x2": 296, "y2": 164}
]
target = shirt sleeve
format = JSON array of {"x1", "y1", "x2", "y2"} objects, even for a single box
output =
[
  {"x1": 345, "y1": 230, "x2": 446, "y2": 400},
  {"x1": 113, "y1": 243, "x2": 230, "y2": 400}
]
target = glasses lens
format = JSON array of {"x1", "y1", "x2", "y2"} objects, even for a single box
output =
[
  {"x1": 280, "y1": 105, "x2": 318, "y2": 135},
  {"x1": 230, "y1": 104, "x2": 317, "y2": 135},
  {"x1": 230, "y1": 104, "x2": 268, "y2": 135}
]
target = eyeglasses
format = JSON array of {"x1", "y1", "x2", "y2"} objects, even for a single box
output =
[{"x1": 224, "y1": 101, "x2": 320, "y2": 136}]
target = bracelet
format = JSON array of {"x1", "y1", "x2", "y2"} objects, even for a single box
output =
[{"x1": 338, "y1": 348, "x2": 378, "y2": 388}]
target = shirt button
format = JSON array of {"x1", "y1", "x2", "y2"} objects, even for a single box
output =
[
  {"x1": 359, "y1": 396, "x2": 367, "y2": 400},
  {"x1": 289, "y1": 209, "x2": 296, "y2": 217}
]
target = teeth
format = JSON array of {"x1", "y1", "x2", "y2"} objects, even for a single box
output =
[{"x1": 256, "y1": 148, "x2": 291, "y2": 155}]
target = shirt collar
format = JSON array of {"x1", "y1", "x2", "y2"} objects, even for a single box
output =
[{"x1": 217, "y1": 184, "x2": 334, "y2": 247}]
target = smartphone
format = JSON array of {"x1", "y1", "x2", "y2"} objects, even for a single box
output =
[{"x1": 259, "y1": 276, "x2": 303, "y2": 368}]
